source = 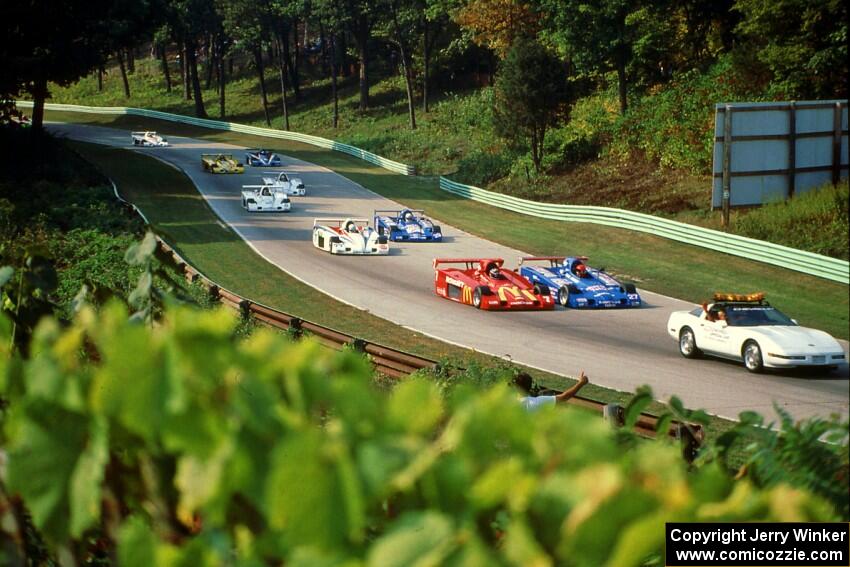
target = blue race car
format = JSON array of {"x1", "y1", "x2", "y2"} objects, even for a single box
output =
[
  {"x1": 245, "y1": 149, "x2": 282, "y2": 167},
  {"x1": 373, "y1": 209, "x2": 442, "y2": 242},
  {"x1": 518, "y1": 256, "x2": 641, "y2": 308}
]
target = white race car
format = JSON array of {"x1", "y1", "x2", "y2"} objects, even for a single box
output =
[
  {"x1": 261, "y1": 171, "x2": 306, "y2": 196},
  {"x1": 241, "y1": 185, "x2": 291, "y2": 212},
  {"x1": 667, "y1": 293, "x2": 846, "y2": 373},
  {"x1": 312, "y1": 218, "x2": 389, "y2": 255},
  {"x1": 131, "y1": 131, "x2": 169, "y2": 147}
]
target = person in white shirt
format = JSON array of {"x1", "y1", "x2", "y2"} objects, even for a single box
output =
[{"x1": 514, "y1": 370, "x2": 589, "y2": 412}]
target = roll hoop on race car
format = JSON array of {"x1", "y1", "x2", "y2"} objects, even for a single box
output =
[
  {"x1": 518, "y1": 256, "x2": 640, "y2": 308},
  {"x1": 434, "y1": 258, "x2": 554, "y2": 310},
  {"x1": 312, "y1": 218, "x2": 389, "y2": 255},
  {"x1": 373, "y1": 209, "x2": 442, "y2": 241},
  {"x1": 245, "y1": 148, "x2": 282, "y2": 167},
  {"x1": 668, "y1": 292, "x2": 846, "y2": 373},
  {"x1": 201, "y1": 153, "x2": 244, "y2": 174}
]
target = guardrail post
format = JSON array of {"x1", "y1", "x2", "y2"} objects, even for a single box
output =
[
  {"x1": 238, "y1": 299, "x2": 251, "y2": 320},
  {"x1": 351, "y1": 338, "x2": 367, "y2": 353},
  {"x1": 288, "y1": 317, "x2": 303, "y2": 339},
  {"x1": 603, "y1": 403, "x2": 625, "y2": 428},
  {"x1": 208, "y1": 284, "x2": 220, "y2": 300},
  {"x1": 676, "y1": 423, "x2": 702, "y2": 464}
]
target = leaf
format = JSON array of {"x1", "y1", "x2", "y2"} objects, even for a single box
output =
[
  {"x1": 367, "y1": 511, "x2": 456, "y2": 567},
  {"x1": 118, "y1": 517, "x2": 158, "y2": 567},
  {"x1": 6, "y1": 400, "x2": 91, "y2": 543},
  {"x1": 624, "y1": 386, "x2": 653, "y2": 428},
  {"x1": 654, "y1": 413, "x2": 673, "y2": 437},
  {"x1": 0, "y1": 265, "x2": 14, "y2": 288},
  {"x1": 386, "y1": 378, "x2": 444, "y2": 435},
  {"x1": 69, "y1": 416, "x2": 109, "y2": 537},
  {"x1": 668, "y1": 396, "x2": 685, "y2": 416},
  {"x1": 128, "y1": 271, "x2": 152, "y2": 309},
  {"x1": 124, "y1": 231, "x2": 158, "y2": 266}
]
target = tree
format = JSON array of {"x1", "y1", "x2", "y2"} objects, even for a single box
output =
[
  {"x1": 220, "y1": 0, "x2": 273, "y2": 125},
  {"x1": 536, "y1": 0, "x2": 666, "y2": 115},
  {"x1": 344, "y1": 0, "x2": 375, "y2": 110},
  {"x1": 733, "y1": 0, "x2": 848, "y2": 99},
  {"x1": 452, "y1": 0, "x2": 539, "y2": 57},
  {"x1": 377, "y1": 0, "x2": 424, "y2": 129},
  {"x1": 492, "y1": 39, "x2": 570, "y2": 173},
  {"x1": 314, "y1": 0, "x2": 347, "y2": 127},
  {"x1": 0, "y1": 0, "x2": 160, "y2": 129}
]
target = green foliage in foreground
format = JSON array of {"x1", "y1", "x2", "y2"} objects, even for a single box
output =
[
  {"x1": 0, "y1": 304, "x2": 840, "y2": 566},
  {"x1": 735, "y1": 181, "x2": 850, "y2": 260}
]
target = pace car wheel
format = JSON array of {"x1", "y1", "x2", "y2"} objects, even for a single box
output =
[
  {"x1": 472, "y1": 286, "x2": 483, "y2": 309},
  {"x1": 679, "y1": 327, "x2": 701, "y2": 359},
  {"x1": 557, "y1": 286, "x2": 569, "y2": 307},
  {"x1": 743, "y1": 341, "x2": 764, "y2": 373}
]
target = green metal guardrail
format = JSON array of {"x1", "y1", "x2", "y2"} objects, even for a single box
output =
[
  {"x1": 16, "y1": 101, "x2": 416, "y2": 176},
  {"x1": 439, "y1": 177, "x2": 850, "y2": 285},
  {"x1": 19, "y1": 101, "x2": 846, "y2": 284}
]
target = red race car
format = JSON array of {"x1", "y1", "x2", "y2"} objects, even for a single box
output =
[{"x1": 433, "y1": 258, "x2": 554, "y2": 311}]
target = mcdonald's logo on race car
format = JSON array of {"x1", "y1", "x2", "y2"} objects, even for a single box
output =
[{"x1": 433, "y1": 257, "x2": 554, "y2": 311}]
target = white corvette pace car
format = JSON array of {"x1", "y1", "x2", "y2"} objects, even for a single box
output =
[
  {"x1": 131, "y1": 131, "x2": 169, "y2": 147},
  {"x1": 241, "y1": 185, "x2": 291, "y2": 212},
  {"x1": 312, "y1": 218, "x2": 389, "y2": 255},
  {"x1": 668, "y1": 292, "x2": 846, "y2": 373}
]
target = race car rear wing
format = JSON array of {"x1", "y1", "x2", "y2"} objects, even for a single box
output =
[
  {"x1": 433, "y1": 258, "x2": 504, "y2": 270},
  {"x1": 373, "y1": 209, "x2": 426, "y2": 217},
  {"x1": 201, "y1": 153, "x2": 234, "y2": 159},
  {"x1": 131, "y1": 131, "x2": 155, "y2": 137},
  {"x1": 518, "y1": 255, "x2": 588, "y2": 266},
  {"x1": 313, "y1": 218, "x2": 371, "y2": 228}
]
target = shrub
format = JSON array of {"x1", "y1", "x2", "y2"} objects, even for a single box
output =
[
  {"x1": 0, "y1": 304, "x2": 840, "y2": 565},
  {"x1": 735, "y1": 181, "x2": 849, "y2": 260}
]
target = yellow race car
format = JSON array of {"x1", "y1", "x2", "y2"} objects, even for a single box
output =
[{"x1": 201, "y1": 153, "x2": 244, "y2": 174}]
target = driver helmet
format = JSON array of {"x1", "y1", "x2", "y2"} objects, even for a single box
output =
[
  {"x1": 574, "y1": 262, "x2": 588, "y2": 277},
  {"x1": 486, "y1": 263, "x2": 501, "y2": 279},
  {"x1": 404, "y1": 211, "x2": 415, "y2": 221},
  {"x1": 345, "y1": 221, "x2": 358, "y2": 233}
]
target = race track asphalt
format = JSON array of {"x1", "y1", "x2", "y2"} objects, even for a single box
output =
[{"x1": 49, "y1": 122, "x2": 850, "y2": 421}]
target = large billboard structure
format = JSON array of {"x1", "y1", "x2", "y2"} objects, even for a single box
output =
[{"x1": 712, "y1": 100, "x2": 848, "y2": 217}]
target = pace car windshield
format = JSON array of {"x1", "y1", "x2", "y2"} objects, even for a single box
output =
[{"x1": 724, "y1": 306, "x2": 797, "y2": 327}]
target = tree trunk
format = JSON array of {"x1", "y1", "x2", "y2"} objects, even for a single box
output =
[
  {"x1": 319, "y1": 23, "x2": 329, "y2": 76},
  {"x1": 97, "y1": 66, "x2": 104, "y2": 92},
  {"x1": 205, "y1": 35, "x2": 215, "y2": 90},
  {"x1": 616, "y1": 9, "x2": 628, "y2": 114},
  {"x1": 186, "y1": 37, "x2": 207, "y2": 118},
  {"x1": 254, "y1": 48, "x2": 271, "y2": 126},
  {"x1": 400, "y1": 46, "x2": 416, "y2": 129},
  {"x1": 330, "y1": 34, "x2": 339, "y2": 128},
  {"x1": 276, "y1": 34, "x2": 290, "y2": 131},
  {"x1": 355, "y1": 15, "x2": 369, "y2": 110},
  {"x1": 126, "y1": 48, "x2": 135, "y2": 73},
  {"x1": 182, "y1": 43, "x2": 191, "y2": 100},
  {"x1": 282, "y1": 24, "x2": 299, "y2": 102},
  {"x1": 159, "y1": 44, "x2": 171, "y2": 92},
  {"x1": 30, "y1": 75, "x2": 48, "y2": 130},
  {"x1": 292, "y1": 18, "x2": 301, "y2": 101},
  {"x1": 390, "y1": 4, "x2": 415, "y2": 129},
  {"x1": 530, "y1": 130, "x2": 541, "y2": 172},
  {"x1": 117, "y1": 50, "x2": 131, "y2": 98},
  {"x1": 219, "y1": 38, "x2": 226, "y2": 118},
  {"x1": 422, "y1": 21, "x2": 429, "y2": 113}
]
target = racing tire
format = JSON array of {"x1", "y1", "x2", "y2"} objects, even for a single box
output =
[
  {"x1": 624, "y1": 282, "x2": 637, "y2": 294},
  {"x1": 533, "y1": 283, "x2": 549, "y2": 298},
  {"x1": 679, "y1": 327, "x2": 701, "y2": 359},
  {"x1": 742, "y1": 341, "x2": 764, "y2": 373},
  {"x1": 472, "y1": 286, "x2": 485, "y2": 309},
  {"x1": 557, "y1": 286, "x2": 570, "y2": 307},
  {"x1": 432, "y1": 225, "x2": 442, "y2": 236}
]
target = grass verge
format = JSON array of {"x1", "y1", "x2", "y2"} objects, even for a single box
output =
[{"x1": 54, "y1": 110, "x2": 849, "y2": 340}]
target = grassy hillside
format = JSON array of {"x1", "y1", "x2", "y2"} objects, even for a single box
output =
[{"x1": 45, "y1": 55, "x2": 848, "y2": 260}]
